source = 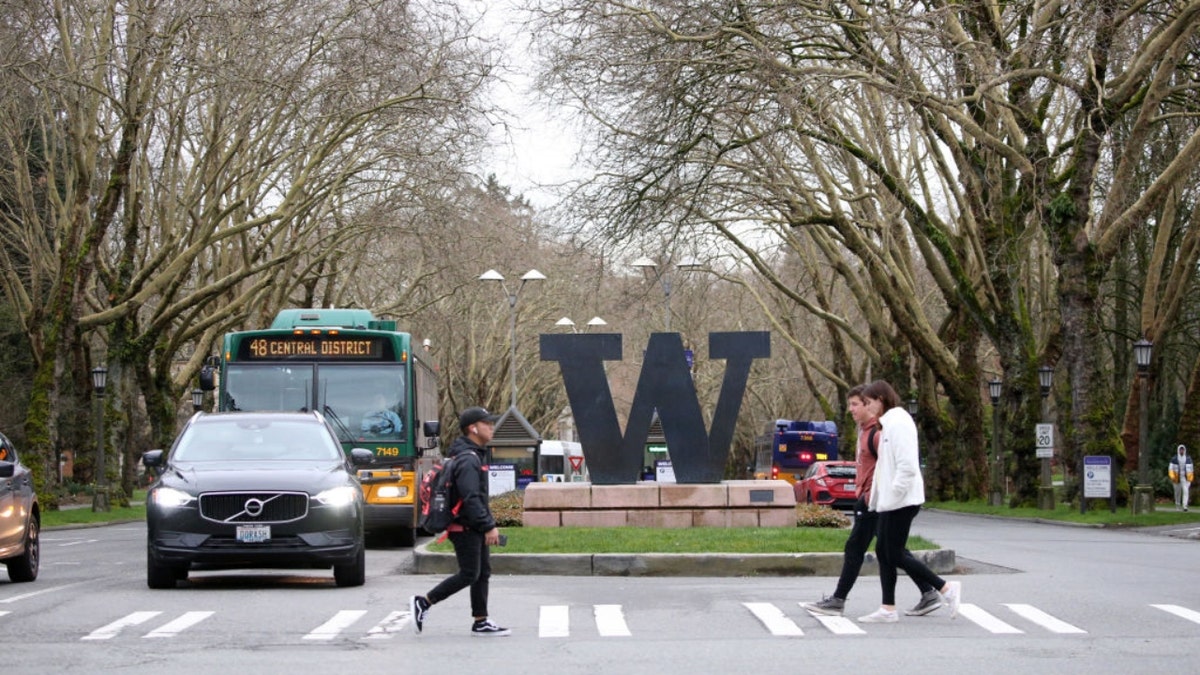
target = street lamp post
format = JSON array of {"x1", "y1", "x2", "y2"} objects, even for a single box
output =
[
  {"x1": 1132, "y1": 338, "x2": 1154, "y2": 514},
  {"x1": 91, "y1": 366, "x2": 110, "y2": 512},
  {"x1": 907, "y1": 398, "x2": 924, "y2": 481},
  {"x1": 988, "y1": 378, "x2": 1003, "y2": 507},
  {"x1": 630, "y1": 257, "x2": 700, "y2": 332},
  {"x1": 480, "y1": 269, "x2": 546, "y2": 409},
  {"x1": 1037, "y1": 365, "x2": 1055, "y2": 510},
  {"x1": 191, "y1": 388, "x2": 204, "y2": 412},
  {"x1": 555, "y1": 316, "x2": 607, "y2": 333}
]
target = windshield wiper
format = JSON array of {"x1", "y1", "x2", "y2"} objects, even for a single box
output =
[{"x1": 323, "y1": 405, "x2": 356, "y2": 443}]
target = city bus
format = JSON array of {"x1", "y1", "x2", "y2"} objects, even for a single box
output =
[
  {"x1": 203, "y1": 308, "x2": 440, "y2": 546},
  {"x1": 753, "y1": 419, "x2": 839, "y2": 484}
]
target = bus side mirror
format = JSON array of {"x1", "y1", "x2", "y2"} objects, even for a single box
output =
[
  {"x1": 423, "y1": 420, "x2": 441, "y2": 450},
  {"x1": 198, "y1": 366, "x2": 215, "y2": 392}
]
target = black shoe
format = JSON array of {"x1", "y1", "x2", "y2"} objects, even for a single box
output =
[
  {"x1": 801, "y1": 595, "x2": 845, "y2": 616},
  {"x1": 410, "y1": 595, "x2": 430, "y2": 634},
  {"x1": 905, "y1": 590, "x2": 944, "y2": 616},
  {"x1": 471, "y1": 619, "x2": 511, "y2": 637}
]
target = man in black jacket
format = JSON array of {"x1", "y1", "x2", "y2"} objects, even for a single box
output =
[{"x1": 410, "y1": 407, "x2": 510, "y2": 636}]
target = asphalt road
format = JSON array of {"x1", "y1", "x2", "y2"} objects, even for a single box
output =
[{"x1": 2, "y1": 510, "x2": 1198, "y2": 674}]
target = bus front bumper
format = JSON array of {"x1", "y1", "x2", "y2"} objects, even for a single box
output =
[{"x1": 364, "y1": 503, "x2": 416, "y2": 532}]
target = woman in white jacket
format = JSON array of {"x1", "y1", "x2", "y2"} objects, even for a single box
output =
[{"x1": 858, "y1": 379, "x2": 962, "y2": 624}]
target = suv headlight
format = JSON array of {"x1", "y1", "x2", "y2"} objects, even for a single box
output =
[
  {"x1": 152, "y1": 487, "x2": 196, "y2": 508},
  {"x1": 316, "y1": 486, "x2": 360, "y2": 507}
]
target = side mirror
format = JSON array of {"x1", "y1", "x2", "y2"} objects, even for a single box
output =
[
  {"x1": 142, "y1": 450, "x2": 165, "y2": 468},
  {"x1": 423, "y1": 420, "x2": 441, "y2": 437},
  {"x1": 198, "y1": 366, "x2": 215, "y2": 392},
  {"x1": 349, "y1": 448, "x2": 375, "y2": 467},
  {"x1": 0, "y1": 461, "x2": 14, "y2": 478}
]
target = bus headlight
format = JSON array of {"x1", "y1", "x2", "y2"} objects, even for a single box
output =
[
  {"x1": 376, "y1": 486, "x2": 408, "y2": 499},
  {"x1": 316, "y1": 486, "x2": 360, "y2": 507}
]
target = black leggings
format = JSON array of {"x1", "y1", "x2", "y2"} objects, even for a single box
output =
[
  {"x1": 835, "y1": 498, "x2": 935, "y2": 600},
  {"x1": 875, "y1": 504, "x2": 944, "y2": 606}
]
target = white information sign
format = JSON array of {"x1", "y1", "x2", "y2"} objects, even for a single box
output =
[
  {"x1": 488, "y1": 463, "x2": 517, "y2": 495},
  {"x1": 654, "y1": 459, "x2": 676, "y2": 483},
  {"x1": 1083, "y1": 455, "x2": 1111, "y2": 498},
  {"x1": 1036, "y1": 423, "x2": 1054, "y2": 459}
]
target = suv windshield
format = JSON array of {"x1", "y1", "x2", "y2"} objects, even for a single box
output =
[{"x1": 173, "y1": 418, "x2": 342, "y2": 462}]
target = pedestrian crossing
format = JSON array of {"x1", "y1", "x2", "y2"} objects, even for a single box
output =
[{"x1": 2, "y1": 601, "x2": 1198, "y2": 641}]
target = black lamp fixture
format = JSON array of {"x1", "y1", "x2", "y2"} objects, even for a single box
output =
[
  {"x1": 91, "y1": 366, "x2": 108, "y2": 396},
  {"x1": 988, "y1": 378, "x2": 1002, "y2": 404},
  {"x1": 906, "y1": 398, "x2": 919, "y2": 416},
  {"x1": 1038, "y1": 365, "x2": 1054, "y2": 397},
  {"x1": 1133, "y1": 338, "x2": 1153, "y2": 374},
  {"x1": 191, "y1": 388, "x2": 204, "y2": 412}
]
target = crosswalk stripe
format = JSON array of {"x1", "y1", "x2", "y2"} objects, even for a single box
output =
[
  {"x1": 144, "y1": 611, "x2": 214, "y2": 638},
  {"x1": 744, "y1": 602, "x2": 803, "y2": 636},
  {"x1": 83, "y1": 611, "x2": 162, "y2": 640},
  {"x1": 363, "y1": 611, "x2": 410, "y2": 639},
  {"x1": 540, "y1": 605, "x2": 570, "y2": 638},
  {"x1": 303, "y1": 610, "x2": 368, "y2": 641},
  {"x1": 0, "y1": 611, "x2": 9, "y2": 619},
  {"x1": 1003, "y1": 604, "x2": 1086, "y2": 633},
  {"x1": 593, "y1": 604, "x2": 631, "y2": 637},
  {"x1": 808, "y1": 613, "x2": 866, "y2": 635},
  {"x1": 1151, "y1": 604, "x2": 1200, "y2": 625},
  {"x1": 958, "y1": 604, "x2": 1023, "y2": 633}
]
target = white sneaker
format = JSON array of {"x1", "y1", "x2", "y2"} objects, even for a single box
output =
[
  {"x1": 942, "y1": 581, "x2": 962, "y2": 619},
  {"x1": 857, "y1": 607, "x2": 898, "y2": 623}
]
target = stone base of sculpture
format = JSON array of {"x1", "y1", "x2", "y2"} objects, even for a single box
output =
[{"x1": 521, "y1": 480, "x2": 796, "y2": 528}]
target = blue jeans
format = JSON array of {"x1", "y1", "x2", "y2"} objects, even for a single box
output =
[{"x1": 427, "y1": 529, "x2": 491, "y2": 617}]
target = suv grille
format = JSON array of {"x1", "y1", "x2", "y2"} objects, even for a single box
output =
[{"x1": 199, "y1": 491, "x2": 309, "y2": 523}]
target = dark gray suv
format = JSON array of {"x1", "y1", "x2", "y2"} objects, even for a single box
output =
[
  {"x1": 0, "y1": 432, "x2": 39, "y2": 582},
  {"x1": 143, "y1": 412, "x2": 373, "y2": 589}
]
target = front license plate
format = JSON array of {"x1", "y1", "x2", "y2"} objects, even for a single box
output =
[
  {"x1": 845, "y1": 483, "x2": 855, "y2": 490},
  {"x1": 236, "y1": 525, "x2": 271, "y2": 543}
]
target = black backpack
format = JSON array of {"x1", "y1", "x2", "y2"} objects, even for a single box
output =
[{"x1": 418, "y1": 456, "x2": 460, "y2": 534}]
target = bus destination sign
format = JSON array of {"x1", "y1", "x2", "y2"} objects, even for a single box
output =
[{"x1": 240, "y1": 335, "x2": 387, "y2": 361}]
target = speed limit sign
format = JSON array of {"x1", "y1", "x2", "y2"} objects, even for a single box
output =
[{"x1": 1036, "y1": 423, "x2": 1054, "y2": 458}]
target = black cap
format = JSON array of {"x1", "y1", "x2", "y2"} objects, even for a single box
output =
[{"x1": 459, "y1": 407, "x2": 500, "y2": 430}]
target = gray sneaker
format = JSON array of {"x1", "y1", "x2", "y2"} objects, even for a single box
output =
[
  {"x1": 905, "y1": 590, "x2": 943, "y2": 616},
  {"x1": 801, "y1": 596, "x2": 845, "y2": 616}
]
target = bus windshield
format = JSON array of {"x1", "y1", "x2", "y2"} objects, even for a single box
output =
[
  {"x1": 221, "y1": 364, "x2": 313, "y2": 412},
  {"x1": 318, "y1": 364, "x2": 407, "y2": 442}
]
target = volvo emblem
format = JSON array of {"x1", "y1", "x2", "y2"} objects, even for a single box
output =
[{"x1": 244, "y1": 498, "x2": 264, "y2": 517}]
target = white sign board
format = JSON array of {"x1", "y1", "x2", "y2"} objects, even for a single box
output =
[
  {"x1": 1036, "y1": 423, "x2": 1054, "y2": 459},
  {"x1": 654, "y1": 459, "x2": 676, "y2": 483},
  {"x1": 1083, "y1": 455, "x2": 1111, "y2": 498},
  {"x1": 488, "y1": 463, "x2": 517, "y2": 495}
]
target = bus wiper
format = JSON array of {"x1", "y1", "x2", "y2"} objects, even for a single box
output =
[{"x1": 323, "y1": 405, "x2": 356, "y2": 442}]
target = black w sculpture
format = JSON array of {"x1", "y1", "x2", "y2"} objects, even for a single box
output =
[{"x1": 540, "y1": 331, "x2": 770, "y2": 484}]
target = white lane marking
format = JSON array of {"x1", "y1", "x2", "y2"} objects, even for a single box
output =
[
  {"x1": 1003, "y1": 604, "x2": 1086, "y2": 634},
  {"x1": 744, "y1": 602, "x2": 803, "y2": 636},
  {"x1": 808, "y1": 613, "x2": 866, "y2": 635},
  {"x1": 303, "y1": 610, "x2": 368, "y2": 641},
  {"x1": 58, "y1": 539, "x2": 98, "y2": 547},
  {"x1": 1152, "y1": 604, "x2": 1200, "y2": 625},
  {"x1": 0, "y1": 611, "x2": 9, "y2": 619},
  {"x1": 83, "y1": 611, "x2": 162, "y2": 640},
  {"x1": 1, "y1": 582, "x2": 83, "y2": 604},
  {"x1": 593, "y1": 604, "x2": 631, "y2": 637},
  {"x1": 539, "y1": 605, "x2": 570, "y2": 638},
  {"x1": 364, "y1": 611, "x2": 410, "y2": 639},
  {"x1": 958, "y1": 604, "x2": 1023, "y2": 634},
  {"x1": 144, "y1": 611, "x2": 215, "y2": 638}
]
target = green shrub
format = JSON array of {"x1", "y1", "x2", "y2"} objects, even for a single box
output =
[
  {"x1": 490, "y1": 490, "x2": 525, "y2": 527},
  {"x1": 795, "y1": 503, "x2": 851, "y2": 528}
]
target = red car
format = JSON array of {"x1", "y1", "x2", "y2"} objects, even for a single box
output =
[{"x1": 795, "y1": 461, "x2": 857, "y2": 510}]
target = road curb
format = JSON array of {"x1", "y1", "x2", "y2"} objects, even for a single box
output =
[{"x1": 412, "y1": 541, "x2": 956, "y2": 577}]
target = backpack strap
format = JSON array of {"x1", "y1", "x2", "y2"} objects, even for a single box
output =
[{"x1": 866, "y1": 424, "x2": 879, "y2": 460}]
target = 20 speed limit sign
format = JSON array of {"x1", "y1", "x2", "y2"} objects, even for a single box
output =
[{"x1": 1036, "y1": 423, "x2": 1054, "y2": 458}]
